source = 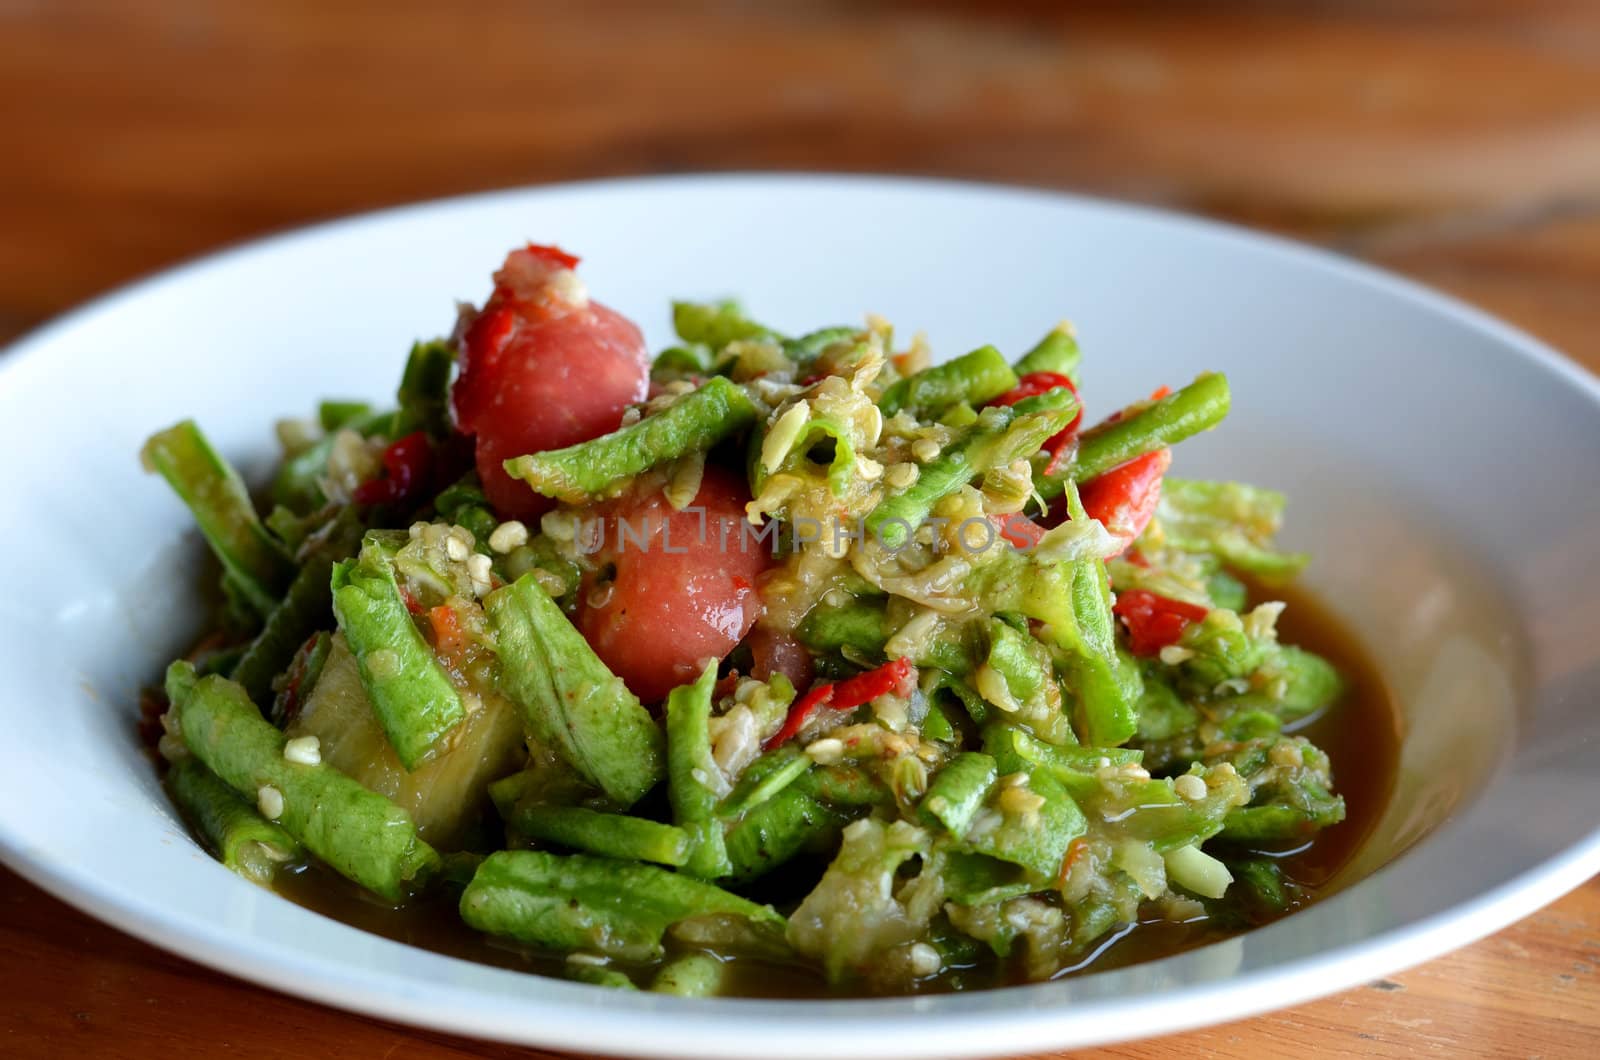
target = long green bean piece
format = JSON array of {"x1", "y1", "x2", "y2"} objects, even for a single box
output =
[
  {"x1": 485, "y1": 573, "x2": 664, "y2": 806},
  {"x1": 142, "y1": 420, "x2": 293, "y2": 616},
  {"x1": 505, "y1": 377, "x2": 759, "y2": 503},
  {"x1": 918, "y1": 752, "x2": 997, "y2": 835},
  {"x1": 458, "y1": 850, "x2": 785, "y2": 961},
  {"x1": 878, "y1": 345, "x2": 1018, "y2": 418},
  {"x1": 664, "y1": 663, "x2": 733, "y2": 879},
  {"x1": 1037, "y1": 372, "x2": 1231, "y2": 500},
  {"x1": 167, "y1": 662, "x2": 439, "y2": 901},
  {"x1": 867, "y1": 402, "x2": 1073, "y2": 550},
  {"x1": 1012, "y1": 323, "x2": 1081, "y2": 383},
  {"x1": 165, "y1": 757, "x2": 303, "y2": 886},
  {"x1": 392, "y1": 339, "x2": 456, "y2": 438},
  {"x1": 231, "y1": 507, "x2": 364, "y2": 707},
  {"x1": 503, "y1": 804, "x2": 692, "y2": 867},
  {"x1": 330, "y1": 538, "x2": 465, "y2": 770}
]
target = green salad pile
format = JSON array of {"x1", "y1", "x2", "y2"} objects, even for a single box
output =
[{"x1": 146, "y1": 247, "x2": 1347, "y2": 996}]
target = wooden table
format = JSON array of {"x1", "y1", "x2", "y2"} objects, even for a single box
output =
[{"x1": 3, "y1": 2, "x2": 1597, "y2": 1056}]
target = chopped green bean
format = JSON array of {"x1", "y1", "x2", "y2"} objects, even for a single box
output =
[
  {"x1": 458, "y1": 850, "x2": 784, "y2": 961},
  {"x1": 719, "y1": 748, "x2": 812, "y2": 818},
  {"x1": 725, "y1": 788, "x2": 848, "y2": 883},
  {"x1": 1038, "y1": 373, "x2": 1231, "y2": 501},
  {"x1": 142, "y1": 420, "x2": 293, "y2": 615},
  {"x1": 672, "y1": 300, "x2": 780, "y2": 349},
  {"x1": 232, "y1": 507, "x2": 364, "y2": 707},
  {"x1": 485, "y1": 573, "x2": 664, "y2": 806},
  {"x1": 918, "y1": 752, "x2": 997, "y2": 835},
  {"x1": 503, "y1": 804, "x2": 691, "y2": 867},
  {"x1": 867, "y1": 402, "x2": 1071, "y2": 550},
  {"x1": 1012, "y1": 324, "x2": 1081, "y2": 383},
  {"x1": 505, "y1": 377, "x2": 759, "y2": 503},
  {"x1": 665, "y1": 663, "x2": 733, "y2": 879},
  {"x1": 392, "y1": 339, "x2": 455, "y2": 438},
  {"x1": 168, "y1": 663, "x2": 438, "y2": 901},
  {"x1": 330, "y1": 539, "x2": 465, "y2": 770},
  {"x1": 878, "y1": 345, "x2": 1018, "y2": 417},
  {"x1": 165, "y1": 758, "x2": 302, "y2": 885}
]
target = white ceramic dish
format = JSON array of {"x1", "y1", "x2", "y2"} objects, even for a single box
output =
[{"x1": 2, "y1": 175, "x2": 1597, "y2": 1058}]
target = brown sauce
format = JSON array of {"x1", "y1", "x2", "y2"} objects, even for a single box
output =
[{"x1": 271, "y1": 580, "x2": 1401, "y2": 997}]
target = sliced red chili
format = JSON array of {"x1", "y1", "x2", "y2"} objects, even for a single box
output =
[
  {"x1": 832, "y1": 656, "x2": 916, "y2": 708},
  {"x1": 353, "y1": 431, "x2": 433, "y2": 507},
  {"x1": 429, "y1": 604, "x2": 468, "y2": 659},
  {"x1": 764, "y1": 656, "x2": 916, "y2": 749},
  {"x1": 523, "y1": 243, "x2": 580, "y2": 270},
  {"x1": 764, "y1": 683, "x2": 836, "y2": 749},
  {"x1": 1113, "y1": 589, "x2": 1209, "y2": 656},
  {"x1": 990, "y1": 511, "x2": 1047, "y2": 551}
]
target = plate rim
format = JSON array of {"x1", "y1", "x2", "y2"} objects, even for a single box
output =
[{"x1": 3, "y1": 171, "x2": 1598, "y2": 1057}]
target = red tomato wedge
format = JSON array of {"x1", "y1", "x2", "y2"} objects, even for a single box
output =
[
  {"x1": 452, "y1": 245, "x2": 650, "y2": 522},
  {"x1": 576, "y1": 466, "x2": 771, "y2": 704}
]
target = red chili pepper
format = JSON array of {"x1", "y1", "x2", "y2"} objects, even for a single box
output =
[
  {"x1": 1112, "y1": 589, "x2": 1209, "y2": 656},
  {"x1": 429, "y1": 604, "x2": 468, "y2": 659},
  {"x1": 988, "y1": 371, "x2": 1075, "y2": 407},
  {"x1": 1056, "y1": 836, "x2": 1090, "y2": 889},
  {"x1": 989, "y1": 512, "x2": 1046, "y2": 551},
  {"x1": 400, "y1": 586, "x2": 425, "y2": 616},
  {"x1": 764, "y1": 684, "x2": 835, "y2": 749},
  {"x1": 1078, "y1": 447, "x2": 1172, "y2": 552},
  {"x1": 523, "y1": 243, "x2": 581, "y2": 270},
  {"x1": 832, "y1": 656, "x2": 916, "y2": 708},
  {"x1": 353, "y1": 431, "x2": 433, "y2": 507},
  {"x1": 764, "y1": 656, "x2": 916, "y2": 748}
]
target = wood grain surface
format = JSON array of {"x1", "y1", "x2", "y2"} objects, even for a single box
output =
[{"x1": 2, "y1": 1, "x2": 1597, "y2": 1057}]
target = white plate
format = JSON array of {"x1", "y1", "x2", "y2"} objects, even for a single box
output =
[{"x1": 2, "y1": 175, "x2": 1597, "y2": 1058}]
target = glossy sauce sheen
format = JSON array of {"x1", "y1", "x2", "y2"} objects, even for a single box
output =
[{"x1": 273, "y1": 581, "x2": 1401, "y2": 997}]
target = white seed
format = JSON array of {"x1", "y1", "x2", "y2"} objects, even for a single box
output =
[
  {"x1": 540, "y1": 509, "x2": 577, "y2": 542},
  {"x1": 1158, "y1": 644, "x2": 1195, "y2": 665},
  {"x1": 445, "y1": 535, "x2": 470, "y2": 561},
  {"x1": 999, "y1": 785, "x2": 1046, "y2": 815},
  {"x1": 467, "y1": 553, "x2": 493, "y2": 584},
  {"x1": 805, "y1": 738, "x2": 846, "y2": 766},
  {"x1": 283, "y1": 735, "x2": 321, "y2": 766},
  {"x1": 911, "y1": 438, "x2": 942, "y2": 463},
  {"x1": 908, "y1": 942, "x2": 941, "y2": 977},
  {"x1": 885, "y1": 462, "x2": 919, "y2": 490},
  {"x1": 856, "y1": 456, "x2": 885, "y2": 482},
  {"x1": 488, "y1": 520, "x2": 529, "y2": 554},
  {"x1": 1173, "y1": 773, "x2": 1208, "y2": 801},
  {"x1": 566, "y1": 952, "x2": 608, "y2": 967},
  {"x1": 257, "y1": 785, "x2": 284, "y2": 820}
]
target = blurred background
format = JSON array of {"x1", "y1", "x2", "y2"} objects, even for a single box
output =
[{"x1": 3, "y1": 0, "x2": 1598, "y2": 367}]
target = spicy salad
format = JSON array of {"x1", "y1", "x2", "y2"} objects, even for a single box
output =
[{"x1": 145, "y1": 244, "x2": 1349, "y2": 996}]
